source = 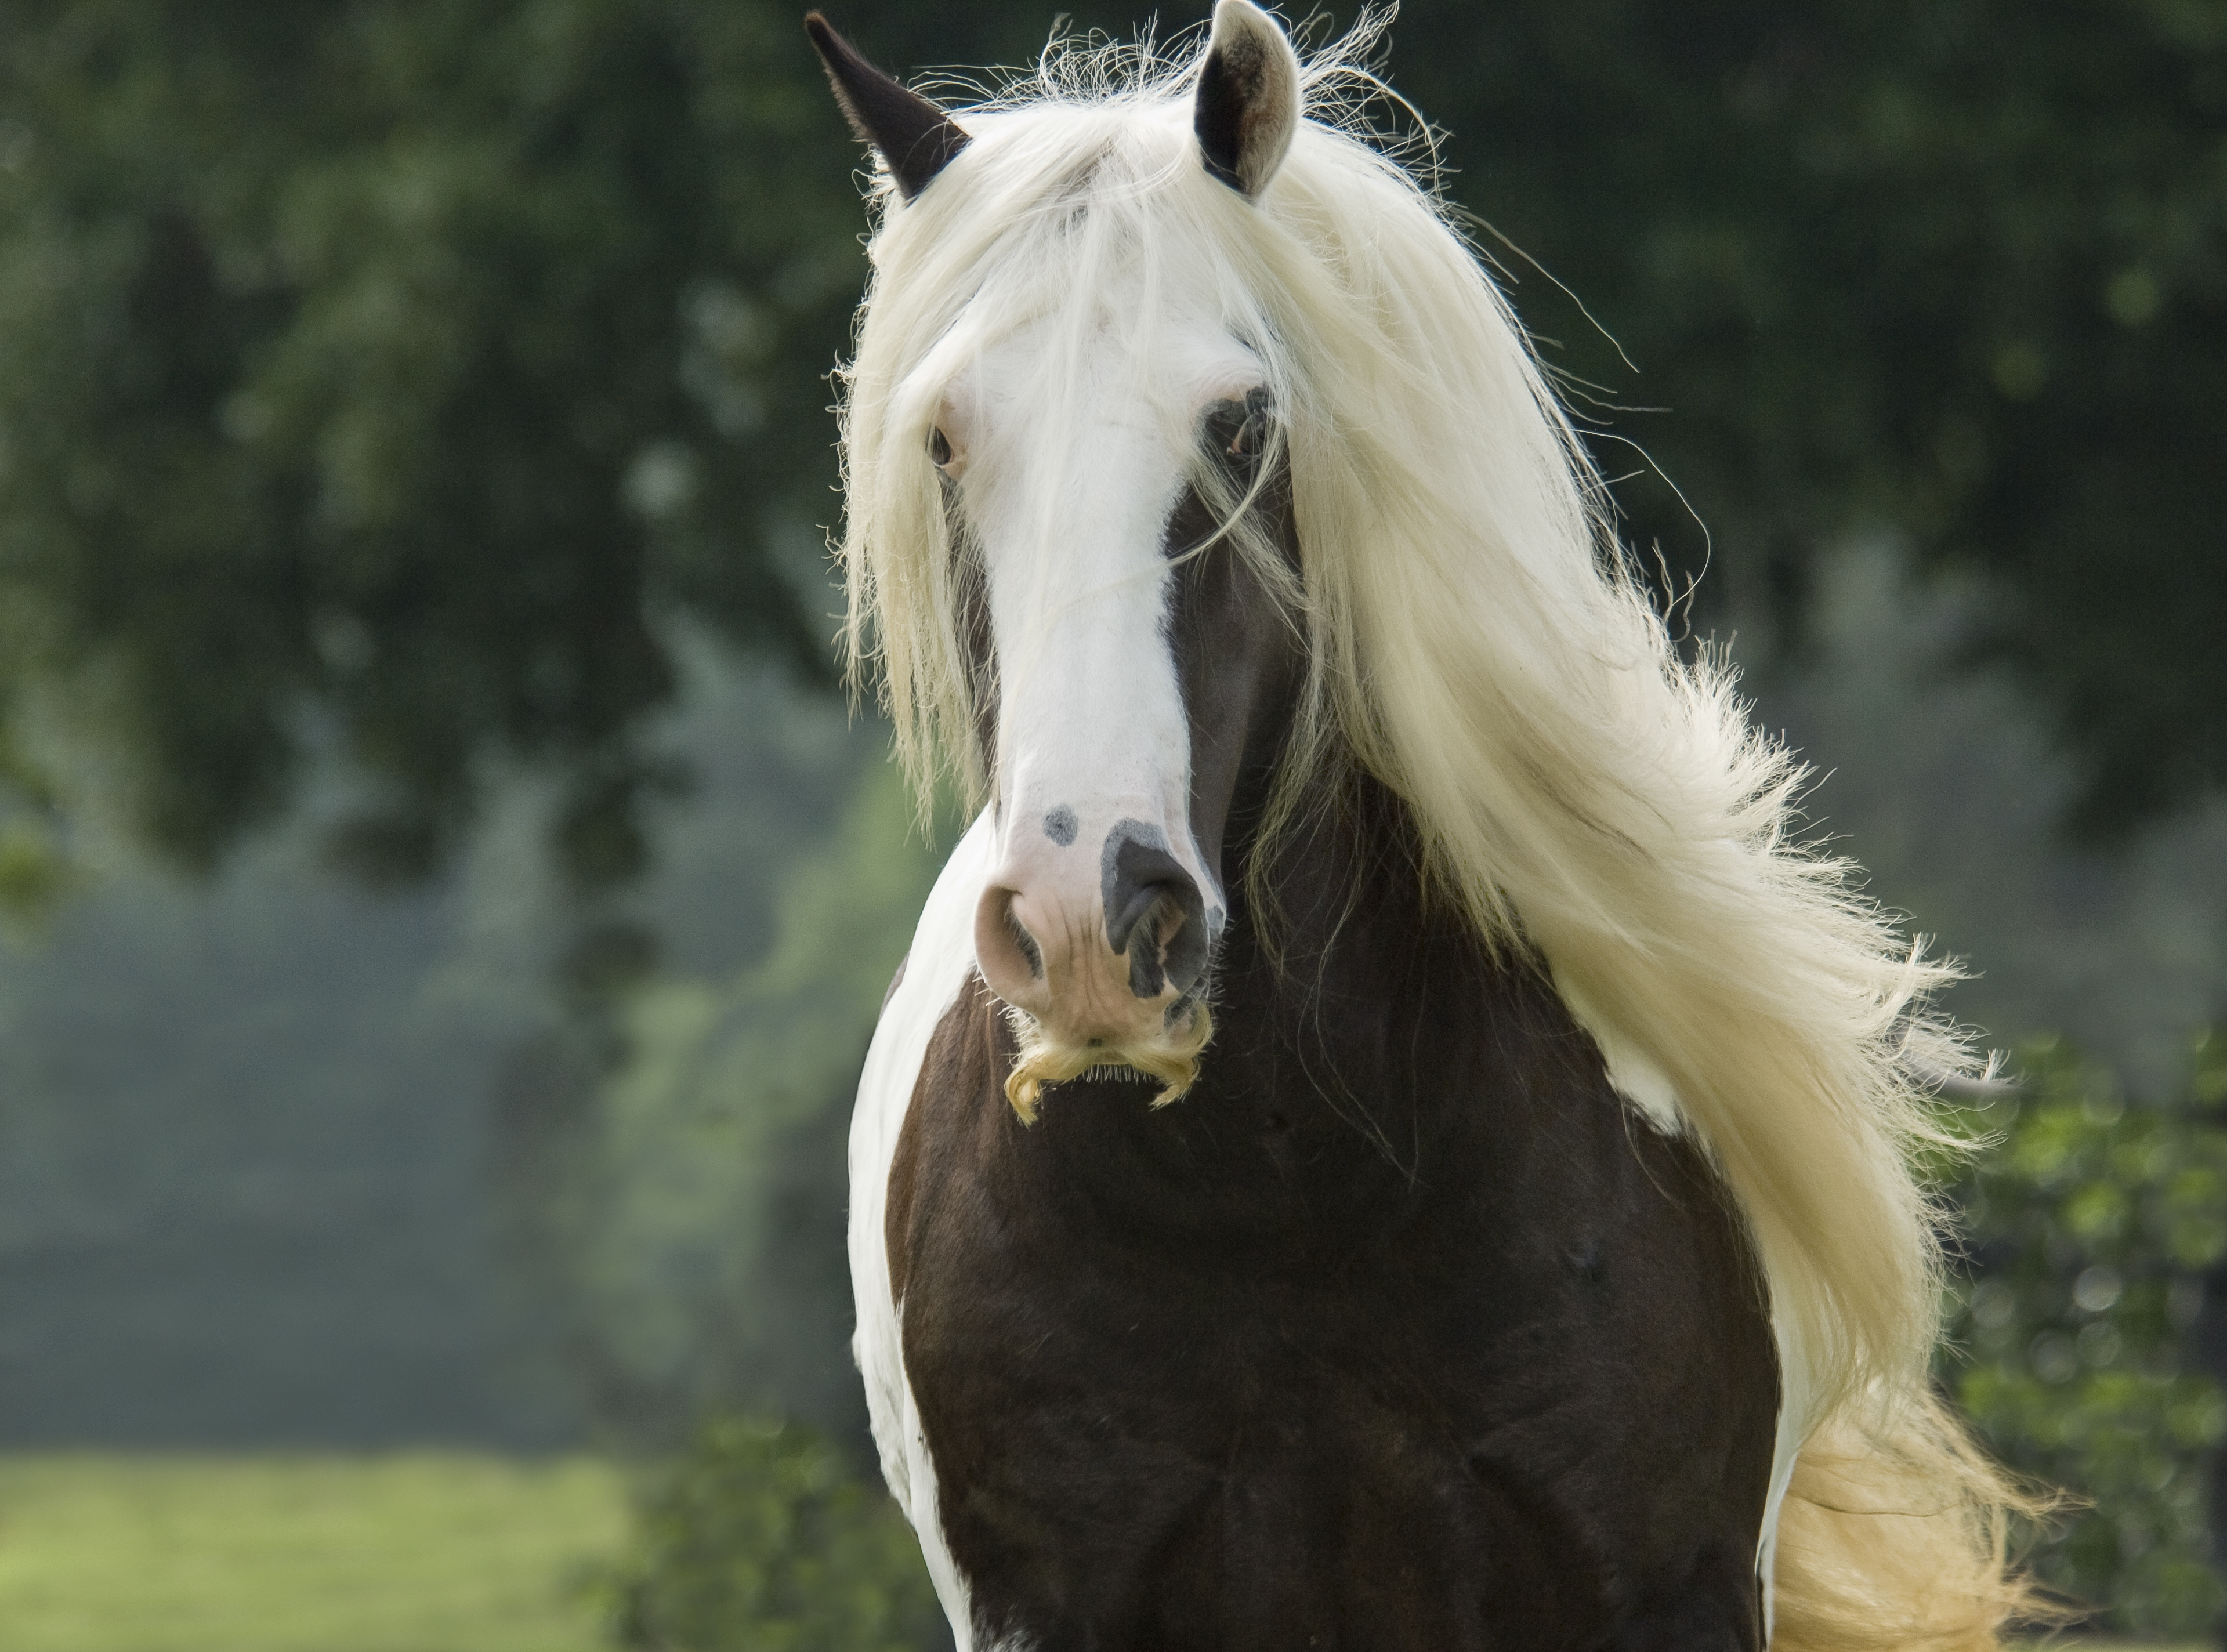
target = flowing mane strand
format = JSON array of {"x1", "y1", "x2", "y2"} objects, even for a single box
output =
[{"x1": 834, "y1": 21, "x2": 2041, "y2": 1643}]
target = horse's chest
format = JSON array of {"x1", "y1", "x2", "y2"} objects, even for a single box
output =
[{"x1": 881, "y1": 979, "x2": 1777, "y2": 1651}]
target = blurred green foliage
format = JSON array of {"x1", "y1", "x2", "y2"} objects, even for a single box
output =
[
  {"x1": 0, "y1": 0, "x2": 864, "y2": 893},
  {"x1": 535, "y1": 754, "x2": 944, "y2": 1437},
  {"x1": 0, "y1": 722, "x2": 70, "y2": 924},
  {"x1": 0, "y1": 0, "x2": 2215, "y2": 1628},
  {"x1": 1398, "y1": 1, "x2": 2227, "y2": 836},
  {"x1": 0, "y1": 1, "x2": 2219, "y2": 903},
  {"x1": 603, "y1": 1417, "x2": 944, "y2": 1652},
  {"x1": 1943, "y1": 1030, "x2": 2227, "y2": 1635}
]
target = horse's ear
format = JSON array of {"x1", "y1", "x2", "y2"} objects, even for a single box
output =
[
  {"x1": 1194, "y1": 0, "x2": 1301, "y2": 198},
  {"x1": 804, "y1": 12, "x2": 971, "y2": 201}
]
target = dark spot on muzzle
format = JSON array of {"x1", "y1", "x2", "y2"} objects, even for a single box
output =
[
  {"x1": 1042, "y1": 806, "x2": 1078, "y2": 846},
  {"x1": 1101, "y1": 820, "x2": 1210, "y2": 1000}
]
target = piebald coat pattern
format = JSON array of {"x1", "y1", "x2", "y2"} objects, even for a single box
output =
[{"x1": 817, "y1": 2, "x2": 2042, "y2": 1648}]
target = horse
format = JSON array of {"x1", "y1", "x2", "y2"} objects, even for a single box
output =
[{"x1": 806, "y1": 5, "x2": 2043, "y2": 1646}]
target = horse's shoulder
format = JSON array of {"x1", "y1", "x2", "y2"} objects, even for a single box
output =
[{"x1": 888, "y1": 974, "x2": 1011, "y2": 1303}]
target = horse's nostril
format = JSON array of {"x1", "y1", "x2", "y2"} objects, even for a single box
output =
[
  {"x1": 973, "y1": 885, "x2": 1049, "y2": 1007},
  {"x1": 1107, "y1": 881, "x2": 1168, "y2": 955},
  {"x1": 1101, "y1": 822, "x2": 1210, "y2": 1000},
  {"x1": 1005, "y1": 904, "x2": 1044, "y2": 979}
]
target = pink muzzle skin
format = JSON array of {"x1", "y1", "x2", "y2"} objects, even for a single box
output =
[{"x1": 972, "y1": 804, "x2": 1223, "y2": 1083}]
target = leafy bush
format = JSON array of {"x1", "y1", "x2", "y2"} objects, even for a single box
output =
[
  {"x1": 1943, "y1": 1030, "x2": 2227, "y2": 1634},
  {"x1": 542, "y1": 756, "x2": 950, "y2": 1441},
  {"x1": 604, "y1": 1417, "x2": 947, "y2": 1652}
]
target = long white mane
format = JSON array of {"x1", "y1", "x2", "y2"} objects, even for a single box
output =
[{"x1": 836, "y1": 18, "x2": 2040, "y2": 1645}]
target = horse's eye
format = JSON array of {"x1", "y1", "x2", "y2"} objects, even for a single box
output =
[
  {"x1": 1212, "y1": 386, "x2": 1274, "y2": 462},
  {"x1": 928, "y1": 427, "x2": 953, "y2": 467}
]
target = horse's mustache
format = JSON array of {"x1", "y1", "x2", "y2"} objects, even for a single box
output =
[{"x1": 1001, "y1": 998, "x2": 1215, "y2": 1123}]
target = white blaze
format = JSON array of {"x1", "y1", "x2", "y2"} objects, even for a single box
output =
[{"x1": 929, "y1": 307, "x2": 1262, "y2": 1027}]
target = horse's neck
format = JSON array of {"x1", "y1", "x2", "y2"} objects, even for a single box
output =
[
  {"x1": 1234, "y1": 771, "x2": 1429, "y2": 969},
  {"x1": 1219, "y1": 766, "x2": 1519, "y2": 1095}
]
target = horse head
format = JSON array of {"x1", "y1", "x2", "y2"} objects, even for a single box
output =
[{"x1": 810, "y1": 1, "x2": 1309, "y2": 1118}]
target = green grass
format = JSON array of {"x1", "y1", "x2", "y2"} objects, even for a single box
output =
[
  {"x1": 0, "y1": 1454, "x2": 628, "y2": 1652},
  {"x1": 0, "y1": 1455, "x2": 2201, "y2": 1652}
]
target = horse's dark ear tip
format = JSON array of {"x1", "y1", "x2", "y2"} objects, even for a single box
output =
[{"x1": 802, "y1": 10, "x2": 969, "y2": 200}]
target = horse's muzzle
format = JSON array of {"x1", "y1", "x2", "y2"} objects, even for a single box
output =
[{"x1": 973, "y1": 816, "x2": 1218, "y2": 1117}]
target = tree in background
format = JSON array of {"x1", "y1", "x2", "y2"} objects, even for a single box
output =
[
  {"x1": 603, "y1": 1415, "x2": 946, "y2": 1652},
  {"x1": 1, "y1": 4, "x2": 2221, "y2": 1634},
  {"x1": 1940, "y1": 1034, "x2": 2227, "y2": 1634},
  {"x1": 0, "y1": 1, "x2": 2220, "y2": 896},
  {"x1": 549, "y1": 758, "x2": 943, "y2": 1441},
  {"x1": 0, "y1": 0, "x2": 859, "y2": 896},
  {"x1": 1382, "y1": 0, "x2": 2227, "y2": 838}
]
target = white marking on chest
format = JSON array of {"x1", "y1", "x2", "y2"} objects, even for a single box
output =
[
  {"x1": 849, "y1": 807, "x2": 998, "y2": 1648},
  {"x1": 1554, "y1": 969, "x2": 1685, "y2": 1136},
  {"x1": 1754, "y1": 1307, "x2": 1816, "y2": 1646}
]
